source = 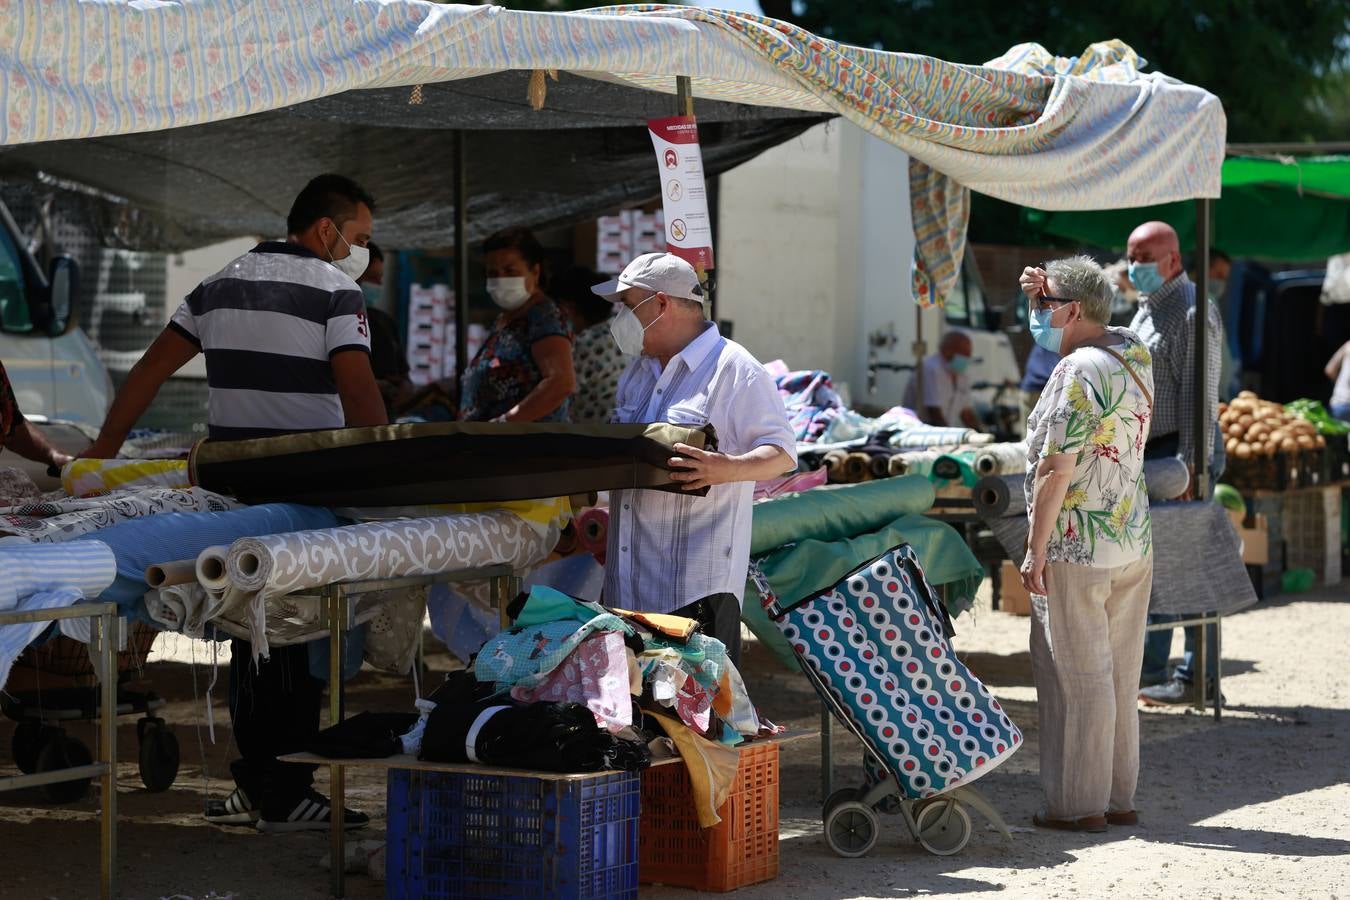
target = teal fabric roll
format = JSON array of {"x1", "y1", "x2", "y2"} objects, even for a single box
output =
[
  {"x1": 749, "y1": 476, "x2": 936, "y2": 556},
  {"x1": 743, "y1": 512, "x2": 985, "y2": 669}
]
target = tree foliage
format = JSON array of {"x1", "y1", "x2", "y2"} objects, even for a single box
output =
[{"x1": 759, "y1": 0, "x2": 1350, "y2": 143}]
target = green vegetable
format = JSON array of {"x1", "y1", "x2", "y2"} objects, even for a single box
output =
[
  {"x1": 1213, "y1": 483, "x2": 1245, "y2": 513},
  {"x1": 1286, "y1": 399, "x2": 1350, "y2": 435}
]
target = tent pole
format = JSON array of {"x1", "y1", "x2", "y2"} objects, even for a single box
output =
[
  {"x1": 1194, "y1": 198, "x2": 1211, "y2": 499},
  {"x1": 676, "y1": 75, "x2": 694, "y2": 117},
  {"x1": 453, "y1": 130, "x2": 469, "y2": 383}
]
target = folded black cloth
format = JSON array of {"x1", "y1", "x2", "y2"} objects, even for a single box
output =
[
  {"x1": 306, "y1": 711, "x2": 419, "y2": 760},
  {"x1": 420, "y1": 699, "x2": 651, "y2": 773}
]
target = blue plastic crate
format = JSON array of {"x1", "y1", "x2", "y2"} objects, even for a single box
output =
[{"x1": 386, "y1": 767, "x2": 640, "y2": 899}]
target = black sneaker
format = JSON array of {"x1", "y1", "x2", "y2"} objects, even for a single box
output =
[
  {"x1": 257, "y1": 789, "x2": 370, "y2": 833},
  {"x1": 204, "y1": 787, "x2": 259, "y2": 826}
]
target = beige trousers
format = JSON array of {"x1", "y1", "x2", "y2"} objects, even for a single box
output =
[{"x1": 1030, "y1": 555, "x2": 1154, "y2": 819}]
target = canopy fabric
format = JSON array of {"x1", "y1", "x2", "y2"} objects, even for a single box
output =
[
  {"x1": 1024, "y1": 156, "x2": 1350, "y2": 260},
  {"x1": 0, "y1": 3, "x2": 1223, "y2": 299}
]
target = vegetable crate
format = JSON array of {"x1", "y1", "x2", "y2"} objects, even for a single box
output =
[
  {"x1": 386, "y1": 767, "x2": 640, "y2": 899},
  {"x1": 1222, "y1": 451, "x2": 1304, "y2": 493},
  {"x1": 639, "y1": 742, "x2": 780, "y2": 892},
  {"x1": 1281, "y1": 486, "x2": 1342, "y2": 587}
]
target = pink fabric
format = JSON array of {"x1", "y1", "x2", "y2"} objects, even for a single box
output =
[
  {"x1": 510, "y1": 631, "x2": 632, "y2": 733},
  {"x1": 753, "y1": 466, "x2": 828, "y2": 501}
]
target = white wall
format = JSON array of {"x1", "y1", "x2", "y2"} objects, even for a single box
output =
[
  {"x1": 164, "y1": 237, "x2": 256, "y2": 378},
  {"x1": 715, "y1": 120, "x2": 922, "y2": 409}
]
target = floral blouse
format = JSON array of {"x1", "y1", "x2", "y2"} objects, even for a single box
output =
[
  {"x1": 458, "y1": 298, "x2": 572, "y2": 423},
  {"x1": 1025, "y1": 329, "x2": 1154, "y2": 568},
  {"x1": 570, "y1": 319, "x2": 631, "y2": 425}
]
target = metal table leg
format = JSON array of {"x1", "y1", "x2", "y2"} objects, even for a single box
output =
[
  {"x1": 1195, "y1": 618, "x2": 1208, "y2": 714},
  {"x1": 1213, "y1": 616, "x2": 1223, "y2": 722},
  {"x1": 99, "y1": 610, "x2": 118, "y2": 900},
  {"x1": 328, "y1": 587, "x2": 348, "y2": 899}
]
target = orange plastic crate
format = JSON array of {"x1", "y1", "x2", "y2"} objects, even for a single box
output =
[{"x1": 640, "y1": 741, "x2": 779, "y2": 892}]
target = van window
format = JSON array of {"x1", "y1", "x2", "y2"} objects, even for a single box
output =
[
  {"x1": 944, "y1": 256, "x2": 989, "y2": 330},
  {"x1": 0, "y1": 225, "x2": 32, "y2": 333}
]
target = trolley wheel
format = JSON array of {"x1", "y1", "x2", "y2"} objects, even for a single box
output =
[
  {"x1": 823, "y1": 786, "x2": 861, "y2": 819},
  {"x1": 824, "y1": 800, "x2": 880, "y2": 858},
  {"x1": 138, "y1": 718, "x2": 180, "y2": 793},
  {"x1": 36, "y1": 734, "x2": 93, "y2": 803},
  {"x1": 915, "y1": 798, "x2": 973, "y2": 856},
  {"x1": 12, "y1": 720, "x2": 54, "y2": 774}
]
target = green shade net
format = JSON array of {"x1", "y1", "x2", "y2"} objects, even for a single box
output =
[
  {"x1": 1022, "y1": 156, "x2": 1350, "y2": 260},
  {"x1": 743, "y1": 478, "x2": 984, "y2": 669}
]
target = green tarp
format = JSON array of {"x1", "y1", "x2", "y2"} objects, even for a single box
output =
[{"x1": 1023, "y1": 156, "x2": 1350, "y2": 261}]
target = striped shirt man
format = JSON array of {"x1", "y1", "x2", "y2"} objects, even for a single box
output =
[
  {"x1": 605, "y1": 322, "x2": 797, "y2": 613},
  {"x1": 1129, "y1": 273, "x2": 1224, "y2": 467},
  {"x1": 168, "y1": 242, "x2": 371, "y2": 440}
]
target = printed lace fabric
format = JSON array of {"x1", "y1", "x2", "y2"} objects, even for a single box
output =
[{"x1": 0, "y1": 487, "x2": 241, "y2": 545}]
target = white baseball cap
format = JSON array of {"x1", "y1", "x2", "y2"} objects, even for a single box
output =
[{"x1": 591, "y1": 252, "x2": 704, "y2": 302}]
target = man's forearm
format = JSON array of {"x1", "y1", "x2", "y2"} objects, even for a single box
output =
[
  {"x1": 732, "y1": 445, "x2": 795, "y2": 482},
  {"x1": 6, "y1": 420, "x2": 65, "y2": 466}
]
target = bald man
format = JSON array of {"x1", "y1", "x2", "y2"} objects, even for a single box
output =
[
  {"x1": 1125, "y1": 221, "x2": 1224, "y2": 475},
  {"x1": 1127, "y1": 221, "x2": 1225, "y2": 707},
  {"x1": 903, "y1": 331, "x2": 980, "y2": 429}
]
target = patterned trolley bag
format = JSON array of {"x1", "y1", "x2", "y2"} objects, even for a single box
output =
[{"x1": 756, "y1": 543, "x2": 1021, "y2": 799}]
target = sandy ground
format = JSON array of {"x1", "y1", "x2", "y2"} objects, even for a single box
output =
[{"x1": 1, "y1": 579, "x2": 1347, "y2": 900}]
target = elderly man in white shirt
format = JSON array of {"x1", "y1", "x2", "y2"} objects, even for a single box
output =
[{"x1": 593, "y1": 253, "x2": 796, "y2": 662}]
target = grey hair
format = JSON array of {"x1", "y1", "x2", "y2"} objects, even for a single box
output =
[{"x1": 1045, "y1": 255, "x2": 1113, "y2": 325}]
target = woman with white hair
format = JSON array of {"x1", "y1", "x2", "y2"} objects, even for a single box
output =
[{"x1": 1017, "y1": 256, "x2": 1156, "y2": 833}]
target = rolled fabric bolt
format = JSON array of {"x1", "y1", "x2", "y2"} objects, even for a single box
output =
[
  {"x1": 869, "y1": 454, "x2": 892, "y2": 479},
  {"x1": 553, "y1": 524, "x2": 578, "y2": 556},
  {"x1": 575, "y1": 507, "x2": 609, "y2": 564},
  {"x1": 842, "y1": 452, "x2": 872, "y2": 483},
  {"x1": 823, "y1": 450, "x2": 849, "y2": 478},
  {"x1": 974, "y1": 442, "x2": 1028, "y2": 477},
  {"x1": 887, "y1": 455, "x2": 908, "y2": 477},
  {"x1": 195, "y1": 545, "x2": 233, "y2": 599},
  {"x1": 972, "y1": 475, "x2": 1017, "y2": 519},
  {"x1": 145, "y1": 559, "x2": 199, "y2": 589}
]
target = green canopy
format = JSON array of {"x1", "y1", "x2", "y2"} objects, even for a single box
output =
[{"x1": 1023, "y1": 156, "x2": 1350, "y2": 260}]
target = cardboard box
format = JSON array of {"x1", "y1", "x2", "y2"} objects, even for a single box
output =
[
  {"x1": 999, "y1": 560, "x2": 1031, "y2": 616},
  {"x1": 1228, "y1": 507, "x2": 1270, "y2": 566}
]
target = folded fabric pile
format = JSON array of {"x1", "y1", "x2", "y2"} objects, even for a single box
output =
[{"x1": 773, "y1": 368, "x2": 844, "y2": 442}]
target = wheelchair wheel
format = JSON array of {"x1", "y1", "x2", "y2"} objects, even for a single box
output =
[{"x1": 138, "y1": 717, "x2": 180, "y2": 793}]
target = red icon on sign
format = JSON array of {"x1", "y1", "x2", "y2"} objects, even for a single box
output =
[{"x1": 664, "y1": 148, "x2": 679, "y2": 169}]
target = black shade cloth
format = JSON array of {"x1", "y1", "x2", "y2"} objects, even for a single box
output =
[
  {"x1": 0, "y1": 73, "x2": 826, "y2": 253},
  {"x1": 188, "y1": 421, "x2": 716, "y2": 506},
  {"x1": 305, "y1": 711, "x2": 419, "y2": 760}
]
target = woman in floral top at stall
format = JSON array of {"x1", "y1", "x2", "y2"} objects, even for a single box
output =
[
  {"x1": 1017, "y1": 255, "x2": 1155, "y2": 835},
  {"x1": 458, "y1": 227, "x2": 576, "y2": 423}
]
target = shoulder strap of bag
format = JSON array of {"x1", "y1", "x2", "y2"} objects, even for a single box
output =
[{"x1": 1098, "y1": 345, "x2": 1153, "y2": 412}]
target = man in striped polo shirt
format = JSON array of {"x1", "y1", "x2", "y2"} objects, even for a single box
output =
[{"x1": 84, "y1": 174, "x2": 387, "y2": 832}]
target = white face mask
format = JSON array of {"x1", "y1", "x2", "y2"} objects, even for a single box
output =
[
  {"x1": 328, "y1": 226, "x2": 369, "y2": 281},
  {"x1": 486, "y1": 277, "x2": 531, "y2": 310},
  {"x1": 610, "y1": 293, "x2": 660, "y2": 356}
]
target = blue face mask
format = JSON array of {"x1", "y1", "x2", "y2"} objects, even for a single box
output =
[
  {"x1": 360, "y1": 284, "x2": 381, "y2": 307},
  {"x1": 1128, "y1": 261, "x2": 1164, "y2": 294},
  {"x1": 1030, "y1": 307, "x2": 1066, "y2": 353},
  {"x1": 947, "y1": 354, "x2": 971, "y2": 374}
]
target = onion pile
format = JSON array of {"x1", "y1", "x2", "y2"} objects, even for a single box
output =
[{"x1": 1220, "y1": 391, "x2": 1326, "y2": 460}]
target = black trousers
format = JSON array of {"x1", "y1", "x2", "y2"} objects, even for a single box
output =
[
  {"x1": 673, "y1": 593, "x2": 742, "y2": 665},
  {"x1": 227, "y1": 640, "x2": 321, "y2": 811}
]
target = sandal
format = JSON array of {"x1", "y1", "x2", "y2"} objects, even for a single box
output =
[
  {"x1": 1106, "y1": 810, "x2": 1139, "y2": 826},
  {"x1": 1033, "y1": 811, "x2": 1108, "y2": 833}
]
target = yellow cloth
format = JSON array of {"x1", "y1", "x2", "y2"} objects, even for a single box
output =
[
  {"x1": 648, "y1": 710, "x2": 740, "y2": 828},
  {"x1": 61, "y1": 458, "x2": 191, "y2": 498},
  {"x1": 336, "y1": 496, "x2": 572, "y2": 539},
  {"x1": 608, "y1": 609, "x2": 698, "y2": 641}
]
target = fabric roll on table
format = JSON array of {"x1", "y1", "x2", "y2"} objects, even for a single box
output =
[
  {"x1": 750, "y1": 475, "x2": 936, "y2": 555},
  {"x1": 71, "y1": 504, "x2": 338, "y2": 621},
  {"x1": 932, "y1": 449, "x2": 979, "y2": 486},
  {"x1": 575, "y1": 507, "x2": 609, "y2": 563},
  {"x1": 894, "y1": 449, "x2": 942, "y2": 478},
  {"x1": 841, "y1": 452, "x2": 872, "y2": 483},
  {"x1": 752, "y1": 466, "x2": 828, "y2": 501},
  {"x1": 973, "y1": 442, "x2": 1028, "y2": 477},
  {"x1": 61, "y1": 458, "x2": 191, "y2": 498},
  {"x1": 889, "y1": 425, "x2": 975, "y2": 450},
  {"x1": 145, "y1": 559, "x2": 197, "y2": 589},
  {"x1": 0, "y1": 541, "x2": 118, "y2": 690},
  {"x1": 189, "y1": 421, "x2": 715, "y2": 506},
  {"x1": 972, "y1": 456, "x2": 1193, "y2": 520},
  {"x1": 0, "y1": 487, "x2": 240, "y2": 545}
]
